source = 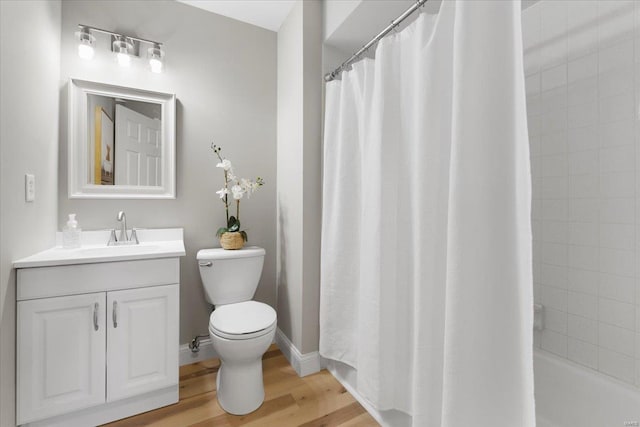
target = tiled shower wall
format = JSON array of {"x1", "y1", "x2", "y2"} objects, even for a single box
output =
[{"x1": 524, "y1": 0, "x2": 640, "y2": 387}]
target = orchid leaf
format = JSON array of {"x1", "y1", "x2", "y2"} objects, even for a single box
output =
[
  {"x1": 227, "y1": 216, "x2": 240, "y2": 232},
  {"x1": 240, "y1": 231, "x2": 248, "y2": 242},
  {"x1": 216, "y1": 227, "x2": 228, "y2": 238}
]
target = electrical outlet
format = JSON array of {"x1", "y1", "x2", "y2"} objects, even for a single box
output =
[{"x1": 25, "y1": 174, "x2": 35, "y2": 202}]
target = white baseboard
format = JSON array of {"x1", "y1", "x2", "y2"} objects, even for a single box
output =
[
  {"x1": 275, "y1": 328, "x2": 322, "y2": 377},
  {"x1": 179, "y1": 338, "x2": 217, "y2": 366}
]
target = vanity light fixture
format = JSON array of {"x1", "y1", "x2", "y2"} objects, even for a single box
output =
[
  {"x1": 148, "y1": 43, "x2": 165, "y2": 73},
  {"x1": 75, "y1": 24, "x2": 165, "y2": 73},
  {"x1": 75, "y1": 26, "x2": 95, "y2": 60}
]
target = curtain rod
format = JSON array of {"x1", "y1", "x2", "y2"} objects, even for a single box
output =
[{"x1": 324, "y1": 0, "x2": 428, "y2": 82}]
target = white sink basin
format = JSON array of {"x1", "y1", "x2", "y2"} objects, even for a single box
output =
[{"x1": 13, "y1": 229, "x2": 185, "y2": 268}]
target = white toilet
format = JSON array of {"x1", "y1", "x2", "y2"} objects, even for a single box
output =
[{"x1": 197, "y1": 246, "x2": 276, "y2": 415}]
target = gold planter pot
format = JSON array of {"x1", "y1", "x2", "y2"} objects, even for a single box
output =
[{"x1": 220, "y1": 232, "x2": 244, "y2": 250}]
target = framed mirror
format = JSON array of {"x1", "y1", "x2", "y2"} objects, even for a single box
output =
[{"x1": 68, "y1": 79, "x2": 176, "y2": 199}]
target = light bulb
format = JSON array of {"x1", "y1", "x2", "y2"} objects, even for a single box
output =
[
  {"x1": 149, "y1": 57, "x2": 163, "y2": 73},
  {"x1": 78, "y1": 43, "x2": 94, "y2": 60},
  {"x1": 117, "y1": 52, "x2": 131, "y2": 67}
]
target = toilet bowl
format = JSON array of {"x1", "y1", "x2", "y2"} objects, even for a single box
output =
[
  {"x1": 197, "y1": 247, "x2": 276, "y2": 415},
  {"x1": 209, "y1": 301, "x2": 276, "y2": 414}
]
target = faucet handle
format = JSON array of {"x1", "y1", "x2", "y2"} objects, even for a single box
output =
[
  {"x1": 107, "y1": 229, "x2": 118, "y2": 246},
  {"x1": 130, "y1": 228, "x2": 139, "y2": 244}
]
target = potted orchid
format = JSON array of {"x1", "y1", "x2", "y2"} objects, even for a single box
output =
[{"x1": 211, "y1": 143, "x2": 264, "y2": 250}]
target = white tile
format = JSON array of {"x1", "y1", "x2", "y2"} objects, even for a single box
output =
[
  {"x1": 542, "y1": 176, "x2": 569, "y2": 199},
  {"x1": 600, "y1": 247, "x2": 635, "y2": 276},
  {"x1": 567, "y1": 76, "x2": 598, "y2": 107},
  {"x1": 568, "y1": 337, "x2": 598, "y2": 368},
  {"x1": 598, "y1": 38, "x2": 634, "y2": 73},
  {"x1": 541, "y1": 131, "x2": 567, "y2": 155},
  {"x1": 546, "y1": 308, "x2": 568, "y2": 334},
  {"x1": 543, "y1": 220, "x2": 568, "y2": 244},
  {"x1": 568, "y1": 290, "x2": 598, "y2": 318},
  {"x1": 532, "y1": 220, "x2": 541, "y2": 241},
  {"x1": 542, "y1": 111, "x2": 568, "y2": 135},
  {"x1": 599, "y1": 93, "x2": 635, "y2": 124},
  {"x1": 541, "y1": 329, "x2": 568, "y2": 357},
  {"x1": 568, "y1": 150, "x2": 598, "y2": 175},
  {"x1": 568, "y1": 268, "x2": 599, "y2": 295},
  {"x1": 541, "y1": 264, "x2": 569, "y2": 289},
  {"x1": 599, "y1": 321, "x2": 635, "y2": 355},
  {"x1": 599, "y1": 120, "x2": 634, "y2": 147},
  {"x1": 542, "y1": 242, "x2": 569, "y2": 266},
  {"x1": 526, "y1": 73, "x2": 541, "y2": 96},
  {"x1": 529, "y1": 115, "x2": 542, "y2": 139},
  {"x1": 599, "y1": 223, "x2": 634, "y2": 250},
  {"x1": 569, "y1": 174, "x2": 599, "y2": 198},
  {"x1": 542, "y1": 64, "x2": 568, "y2": 92},
  {"x1": 569, "y1": 199, "x2": 599, "y2": 222},
  {"x1": 532, "y1": 177, "x2": 542, "y2": 200},
  {"x1": 599, "y1": 66, "x2": 634, "y2": 99},
  {"x1": 569, "y1": 245, "x2": 599, "y2": 271},
  {"x1": 598, "y1": 347, "x2": 636, "y2": 384},
  {"x1": 542, "y1": 285, "x2": 569, "y2": 311},
  {"x1": 598, "y1": 2, "x2": 635, "y2": 49},
  {"x1": 527, "y1": 93, "x2": 541, "y2": 117},
  {"x1": 541, "y1": 154, "x2": 568, "y2": 177},
  {"x1": 599, "y1": 298, "x2": 636, "y2": 331},
  {"x1": 569, "y1": 221, "x2": 599, "y2": 246},
  {"x1": 569, "y1": 102, "x2": 598, "y2": 129},
  {"x1": 541, "y1": 39, "x2": 568, "y2": 71},
  {"x1": 599, "y1": 273, "x2": 635, "y2": 304},
  {"x1": 523, "y1": 3, "x2": 541, "y2": 49},
  {"x1": 600, "y1": 198, "x2": 634, "y2": 224},
  {"x1": 533, "y1": 329, "x2": 542, "y2": 349},
  {"x1": 599, "y1": 145, "x2": 634, "y2": 173},
  {"x1": 542, "y1": 0, "x2": 568, "y2": 39},
  {"x1": 600, "y1": 172, "x2": 634, "y2": 198},
  {"x1": 543, "y1": 199, "x2": 568, "y2": 221},
  {"x1": 568, "y1": 52, "x2": 598, "y2": 83},
  {"x1": 568, "y1": 125, "x2": 598, "y2": 152},
  {"x1": 568, "y1": 314, "x2": 598, "y2": 343},
  {"x1": 541, "y1": 86, "x2": 568, "y2": 112}
]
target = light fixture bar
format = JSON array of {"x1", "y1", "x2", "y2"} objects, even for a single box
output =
[{"x1": 77, "y1": 24, "x2": 163, "y2": 48}]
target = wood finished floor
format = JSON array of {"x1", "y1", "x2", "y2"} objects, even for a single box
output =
[{"x1": 103, "y1": 345, "x2": 379, "y2": 427}]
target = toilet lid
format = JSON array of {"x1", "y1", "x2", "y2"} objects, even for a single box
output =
[{"x1": 210, "y1": 301, "x2": 276, "y2": 339}]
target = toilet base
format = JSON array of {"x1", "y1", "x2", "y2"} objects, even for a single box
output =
[{"x1": 216, "y1": 359, "x2": 265, "y2": 415}]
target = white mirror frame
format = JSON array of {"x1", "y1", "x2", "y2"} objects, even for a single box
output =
[{"x1": 68, "y1": 78, "x2": 176, "y2": 199}]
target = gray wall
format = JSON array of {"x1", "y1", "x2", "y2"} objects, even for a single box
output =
[
  {"x1": 276, "y1": 0, "x2": 322, "y2": 355},
  {"x1": 0, "y1": 2, "x2": 62, "y2": 426},
  {"x1": 58, "y1": 0, "x2": 277, "y2": 344}
]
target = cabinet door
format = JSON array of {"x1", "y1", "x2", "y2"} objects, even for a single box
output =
[
  {"x1": 17, "y1": 293, "x2": 106, "y2": 424},
  {"x1": 107, "y1": 284, "x2": 179, "y2": 401}
]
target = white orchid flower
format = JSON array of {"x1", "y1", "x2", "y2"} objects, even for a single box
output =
[
  {"x1": 227, "y1": 171, "x2": 236, "y2": 181},
  {"x1": 216, "y1": 159, "x2": 232, "y2": 171},
  {"x1": 216, "y1": 188, "x2": 228, "y2": 199},
  {"x1": 231, "y1": 184, "x2": 245, "y2": 200}
]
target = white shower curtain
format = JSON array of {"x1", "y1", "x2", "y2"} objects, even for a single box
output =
[{"x1": 320, "y1": 1, "x2": 535, "y2": 426}]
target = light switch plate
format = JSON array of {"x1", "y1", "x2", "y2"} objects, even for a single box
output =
[{"x1": 25, "y1": 174, "x2": 35, "y2": 202}]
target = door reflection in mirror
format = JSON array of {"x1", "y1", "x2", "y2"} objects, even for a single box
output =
[{"x1": 87, "y1": 94, "x2": 162, "y2": 187}]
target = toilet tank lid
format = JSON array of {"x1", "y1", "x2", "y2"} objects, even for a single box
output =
[{"x1": 197, "y1": 246, "x2": 265, "y2": 260}]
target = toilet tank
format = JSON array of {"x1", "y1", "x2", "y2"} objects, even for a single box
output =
[{"x1": 197, "y1": 246, "x2": 265, "y2": 306}]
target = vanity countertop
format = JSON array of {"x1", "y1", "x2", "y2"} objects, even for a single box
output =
[{"x1": 13, "y1": 228, "x2": 186, "y2": 268}]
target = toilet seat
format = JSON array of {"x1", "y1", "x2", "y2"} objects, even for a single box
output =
[{"x1": 209, "y1": 301, "x2": 277, "y2": 340}]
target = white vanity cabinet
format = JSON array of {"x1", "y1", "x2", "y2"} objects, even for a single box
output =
[{"x1": 14, "y1": 229, "x2": 185, "y2": 427}]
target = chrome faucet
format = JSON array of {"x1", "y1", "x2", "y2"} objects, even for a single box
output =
[
  {"x1": 107, "y1": 211, "x2": 139, "y2": 246},
  {"x1": 117, "y1": 211, "x2": 128, "y2": 242}
]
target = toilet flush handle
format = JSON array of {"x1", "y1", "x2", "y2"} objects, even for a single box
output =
[{"x1": 199, "y1": 261, "x2": 212, "y2": 267}]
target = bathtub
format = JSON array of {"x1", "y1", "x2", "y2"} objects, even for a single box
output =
[{"x1": 534, "y1": 349, "x2": 640, "y2": 427}]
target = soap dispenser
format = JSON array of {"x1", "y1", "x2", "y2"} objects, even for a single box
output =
[{"x1": 63, "y1": 214, "x2": 82, "y2": 249}]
